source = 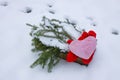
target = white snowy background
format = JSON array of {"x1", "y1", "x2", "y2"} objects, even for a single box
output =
[{"x1": 0, "y1": 0, "x2": 120, "y2": 80}]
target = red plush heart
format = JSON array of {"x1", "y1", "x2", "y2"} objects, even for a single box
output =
[{"x1": 69, "y1": 36, "x2": 97, "y2": 59}]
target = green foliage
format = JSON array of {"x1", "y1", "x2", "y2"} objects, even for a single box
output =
[
  {"x1": 30, "y1": 38, "x2": 62, "y2": 72},
  {"x1": 27, "y1": 16, "x2": 82, "y2": 72}
]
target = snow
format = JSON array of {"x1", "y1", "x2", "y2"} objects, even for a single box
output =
[
  {"x1": 0, "y1": 0, "x2": 120, "y2": 80},
  {"x1": 39, "y1": 37, "x2": 69, "y2": 51}
]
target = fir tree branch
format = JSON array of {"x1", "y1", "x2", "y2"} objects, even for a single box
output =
[{"x1": 27, "y1": 16, "x2": 83, "y2": 72}]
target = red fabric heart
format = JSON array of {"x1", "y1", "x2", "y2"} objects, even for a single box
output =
[{"x1": 66, "y1": 30, "x2": 96, "y2": 65}]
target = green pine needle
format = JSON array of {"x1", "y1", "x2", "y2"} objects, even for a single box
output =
[{"x1": 27, "y1": 16, "x2": 82, "y2": 72}]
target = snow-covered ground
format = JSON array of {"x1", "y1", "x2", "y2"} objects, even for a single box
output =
[{"x1": 0, "y1": 0, "x2": 120, "y2": 80}]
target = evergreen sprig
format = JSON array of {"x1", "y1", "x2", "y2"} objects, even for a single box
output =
[
  {"x1": 27, "y1": 16, "x2": 82, "y2": 72},
  {"x1": 30, "y1": 38, "x2": 63, "y2": 72}
]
